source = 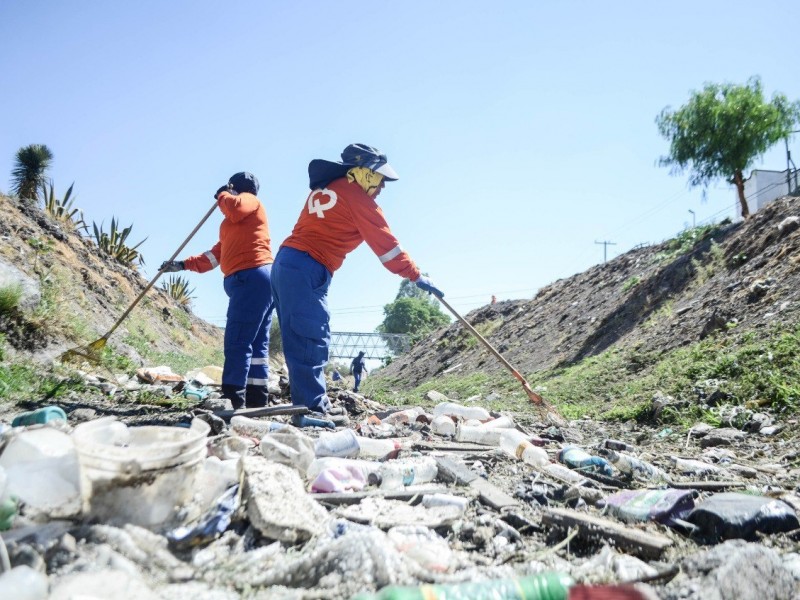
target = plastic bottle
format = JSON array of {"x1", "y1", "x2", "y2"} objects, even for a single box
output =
[
  {"x1": 603, "y1": 450, "x2": 669, "y2": 482},
  {"x1": 454, "y1": 424, "x2": 504, "y2": 445},
  {"x1": 421, "y1": 493, "x2": 470, "y2": 511},
  {"x1": 230, "y1": 416, "x2": 287, "y2": 438},
  {"x1": 11, "y1": 406, "x2": 67, "y2": 427},
  {"x1": 314, "y1": 429, "x2": 360, "y2": 458},
  {"x1": 482, "y1": 415, "x2": 516, "y2": 429},
  {"x1": 432, "y1": 402, "x2": 491, "y2": 421},
  {"x1": 306, "y1": 457, "x2": 381, "y2": 482},
  {"x1": 499, "y1": 430, "x2": 549, "y2": 468},
  {"x1": 603, "y1": 439, "x2": 635, "y2": 452},
  {"x1": 353, "y1": 571, "x2": 574, "y2": 600},
  {"x1": 368, "y1": 456, "x2": 439, "y2": 489},
  {"x1": 431, "y1": 415, "x2": 456, "y2": 436},
  {"x1": 356, "y1": 436, "x2": 401, "y2": 460},
  {"x1": 543, "y1": 463, "x2": 586, "y2": 484},
  {"x1": 557, "y1": 446, "x2": 613, "y2": 477}
]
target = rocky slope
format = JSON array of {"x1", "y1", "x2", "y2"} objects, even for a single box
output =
[{"x1": 379, "y1": 195, "x2": 800, "y2": 390}]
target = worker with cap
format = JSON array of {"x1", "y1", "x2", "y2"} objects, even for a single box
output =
[
  {"x1": 350, "y1": 351, "x2": 368, "y2": 393},
  {"x1": 272, "y1": 143, "x2": 443, "y2": 427},
  {"x1": 160, "y1": 172, "x2": 274, "y2": 411}
]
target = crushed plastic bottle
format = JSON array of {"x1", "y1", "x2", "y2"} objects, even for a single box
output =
[
  {"x1": 383, "y1": 407, "x2": 426, "y2": 425},
  {"x1": 454, "y1": 424, "x2": 505, "y2": 445},
  {"x1": 557, "y1": 446, "x2": 613, "y2": 477},
  {"x1": 499, "y1": 429, "x2": 549, "y2": 468},
  {"x1": 368, "y1": 456, "x2": 439, "y2": 489},
  {"x1": 600, "y1": 449, "x2": 669, "y2": 482},
  {"x1": 482, "y1": 415, "x2": 516, "y2": 429},
  {"x1": 306, "y1": 457, "x2": 381, "y2": 482},
  {"x1": 0, "y1": 565, "x2": 49, "y2": 600},
  {"x1": 167, "y1": 484, "x2": 240, "y2": 550},
  {"x1": 353, "y1": 571, "x2": 574, "y2": 599},
  {"x1": 432, "y1": 402, "x2": 491, "y2": 421}
]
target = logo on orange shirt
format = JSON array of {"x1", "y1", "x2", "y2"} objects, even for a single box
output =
[{"x1": 307, "y1": 189, "x2": 338, "y2": 218}]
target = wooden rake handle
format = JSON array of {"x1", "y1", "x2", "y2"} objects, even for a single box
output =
[
  {"x1": 102, "y1": 200, "x2": 219, "y2": 340},
  {"x1": 435, "y1": 295, "x2": 544, "y2": 405}
]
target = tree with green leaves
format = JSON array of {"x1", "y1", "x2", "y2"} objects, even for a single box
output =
[
  {"x1": 11, "y1": 144, "x2": 53, "y2": 203},
  {"x1": 656, "y1": 77, "x2": 800, "y2": 219},
  {"x1": 377, "y1": 276, "x2": 450, "y2": 354}
]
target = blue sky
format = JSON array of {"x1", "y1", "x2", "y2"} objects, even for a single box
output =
[{"x1": 2, "y1": 1, "x2": 799, "y2": 335}]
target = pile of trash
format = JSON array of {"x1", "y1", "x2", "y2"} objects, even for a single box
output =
[{"x1": 1, "y1": 376, "x2": 799, "y2": 599}]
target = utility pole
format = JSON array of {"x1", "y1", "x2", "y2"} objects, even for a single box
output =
[
  {"x1": 595, "y1": 240, "x2": 616, "y2": 263},
  {"x1": 787, "y1": 130, "x2": 799, "y2": 195},
  {"x1": 688, "y1": 209, "x2": 696, "y2": 228}
]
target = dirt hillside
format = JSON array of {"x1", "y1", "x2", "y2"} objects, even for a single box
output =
[{"x1": 379, "y1": 195, "x2": 800, "y2": 391}]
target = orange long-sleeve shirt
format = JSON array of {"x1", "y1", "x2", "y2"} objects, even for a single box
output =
[
  {"x1": 281, "y1": 178, "x2": 420, "y2": 279},
  {"x1": 184, "y1": 191, "x2": 273, "y2": 276}
]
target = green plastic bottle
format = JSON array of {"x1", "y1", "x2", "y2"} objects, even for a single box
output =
[
  {"x1": 0, "y1": 496, "x2": 18, "y2": 530},
  {"x1": 354, "y1": 572, "x2": 574, "y2": 600},
  {"x1": 11, "y1": 406, "x2": 67, "y2": 427}
]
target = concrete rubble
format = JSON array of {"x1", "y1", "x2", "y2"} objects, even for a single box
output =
[{"x1": 1, "y1": 375, "x2": 799, "y2": 599}]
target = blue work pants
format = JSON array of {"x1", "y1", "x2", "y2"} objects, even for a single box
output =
[
  {"x1": 271, "y1": 247, "x2": 332, "y2": 413},
  {"x1": 222, "y1": 264, "x2": 273, "y2": 396}
]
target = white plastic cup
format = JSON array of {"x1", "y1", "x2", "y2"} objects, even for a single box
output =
[{"x1": 431, "y1": 415, "x2": 456, "y2": 436}]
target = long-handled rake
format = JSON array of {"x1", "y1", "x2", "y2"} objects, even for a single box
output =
[
  {"x1": 436, "y1": 295, "x2": 564, "y2": 424},
  {"x1": 60, "y1": 201, "x2": 218, "y2": 365}
]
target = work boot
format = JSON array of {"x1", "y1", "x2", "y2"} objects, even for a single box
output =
[
  {"x1": 220, "y1": 384, "x2": 246, "y2": 411},
  {"x1": 245, "y1": 385, "x2": 269, "y2": 409}
]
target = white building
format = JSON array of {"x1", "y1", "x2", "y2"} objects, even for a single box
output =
[{"x1": 741, "y1": 169, "x2": 798, "y2": 213}]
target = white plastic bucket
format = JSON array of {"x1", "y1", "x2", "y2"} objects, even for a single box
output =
[{"x1": 73, "y1": 416, "x2": 209, "y2": 530}]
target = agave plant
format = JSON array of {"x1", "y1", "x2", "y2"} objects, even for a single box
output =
[
  {"x1": 92, "y1": 217, "x2": 147, "y2": 266},
  {"x1": 161, "y1": 274, "x2": 195, "y2": 307},
  {"x1": 41, "y1": 180, "x2": 89, "y2": 233},
  {"x1": 11, "y1": 144, "x2": 53, "y2": 202}
]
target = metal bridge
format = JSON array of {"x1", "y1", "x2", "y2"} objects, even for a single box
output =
[{"x1": 329, "y1": 332, "x2": 410, "y2": 360}]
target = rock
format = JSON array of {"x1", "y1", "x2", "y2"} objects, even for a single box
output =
[
  {"x1": 777, "y1": 216, "x2": 800, "y2": 235},
  {"x1": 665, "y1": 540, "x2": 796, "y2": 600},
  {"x1": 0, "y1": 260, "x2": 41, "y2": 311},
  {"x1": 699, "y1": 428, "x2": 746, "y2": 448},
  {"x1": 241, "y1": 458, "x2": 328, "y2": 543},
  {"x1": 49, "y1": 569, "x2": 161, "y2": 600},
  {"x1": 650, "y1": 391, "x2": 676, "y2": 419},
  {"x1": 69, "y1": 408, "x2": 97, "y2": 423},
  {"x1": 744, "y1": 412, "x2": 772, "y2": 433},
  {"x1": 425, "y1": 390, "x2": 450, "y2": 403}
]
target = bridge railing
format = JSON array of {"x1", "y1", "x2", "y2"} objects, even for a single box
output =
[{"x1": 329, "y1": 332, "x2": 410, "y2": 360}]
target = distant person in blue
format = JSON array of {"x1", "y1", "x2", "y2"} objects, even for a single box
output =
[
  {"x1": 350, "y1": 351, "x2": 368, "y2": 393},
  {"x1": 331, "y1": 369, "x2": 342, "y2": 382}
]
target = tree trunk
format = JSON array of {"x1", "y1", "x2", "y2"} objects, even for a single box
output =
[{"x1": 733, "y1": 170, "x2": 750, "y2": 219}]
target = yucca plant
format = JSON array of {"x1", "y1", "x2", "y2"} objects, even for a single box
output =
[
  {"x1": 11, "y1": 144, "x2": 53, "y2": 202},
  {"x1": 92, "y1": 217, "x2": 147, "y2": 266},
  {"x1": 161, "y1": 274, "x2": 195, "y2": 307},
  {"x1": 41, "y1": 180, "x2": 89, "y2": 233}
]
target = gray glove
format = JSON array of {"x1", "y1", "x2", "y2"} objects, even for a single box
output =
[{"x1": 159, "y1": 260, "x2": 185, "y2": 273}]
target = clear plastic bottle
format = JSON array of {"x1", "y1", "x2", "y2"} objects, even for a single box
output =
[
  {"x1": 314, "y1": 429, "x2": 360, "y2": 458},
  {"x1": 355, "y1": 436, "x2": 401, "y2": 460},
  {"x1": 454, "y1": 424, "x2": 504, "y2": 445},
  {"x1": 432, "y1": 402, "x2": 490, "y2": 421},
  {"x1": 482, "y1": 415, "x2": 516, "y2": 429},
  {"x1": 604, "y1": 450, "x2": 669, "y2": 482},
  {"x1": 230, "y1": 416, "x2": 287, "y2": 438},
  {"x1": 0, "y1": 566, "x2": 49, "y2": 600},
  {"x1": 368, "y1": 456, "x2": 439, "y2": 489},
  {"x1": 499, "y1": 430, "x2": 549, "y2": 467}
]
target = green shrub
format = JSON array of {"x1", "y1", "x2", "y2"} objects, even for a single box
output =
[
  {"x1": 161, "y1": 274, "x2": 195, "y2": 307},
  {"x1": 622, "y1": 276, "x2": 641, "y2": 292},
  {"x1": 0, "y1": 284, "x2": 23, "y2": 315},
  {"x1": 92, "y1": 217, "x2": 147, "y2": 266}
]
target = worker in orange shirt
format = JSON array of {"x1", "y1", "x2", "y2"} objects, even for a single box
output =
[
  {"x1": 160, "y1": 172, "x2": 274, "y2": 411},
  {"x1": 272, "y1": 144, "x2": 443, "y2": 426}
]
